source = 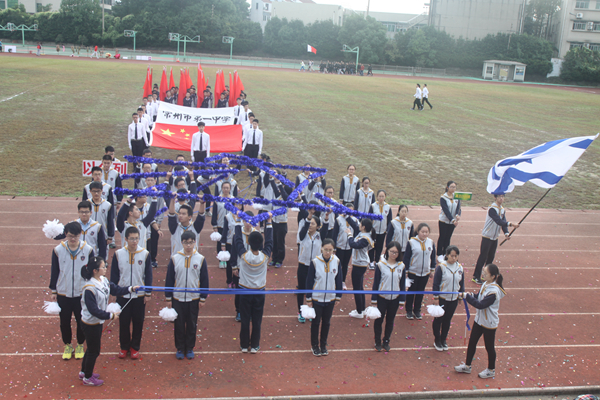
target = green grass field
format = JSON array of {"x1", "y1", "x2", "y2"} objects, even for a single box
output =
[{"x1": 1, "y1": 55, "x2": 599, "y2": 209}]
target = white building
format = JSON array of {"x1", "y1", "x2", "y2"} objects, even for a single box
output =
[
  {"x1": 552, "y1": 0, "x2": 600, "y2": 58},
  {"x1": 0, "y1": 0, "x2": 112, "y2": 14}
]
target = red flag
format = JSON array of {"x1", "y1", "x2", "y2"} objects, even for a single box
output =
[
  {"x1": 159, "y1": 67, "x2": 168, "y2": 101},
  {"x1": 143, "y1": 66, "x2": 153, "y2": 98},
  {"x1": 228, "y1": 72, "x2": 235, "y2": 107},
  {"x1": 152, "y1": 124, "x2": 242, "y2": 153},
  {"x1": 213, "y1": 70, "x2": 222, "y2": 108},
  {"x1": 307, "y1": 44, "x2": 317, "y2": 54},
  {"x1": 177, "y1": 69, "x2": 185, "y2": 106},
  {"x1": 235, "y1": 72, "x2": 244, "y2": 99},
  {"x1": 197, "y1": 64, "x2": 206, "y2": 108},
  {"x1": 169, "y1": 67, "x2": 174, "y2": 92}
]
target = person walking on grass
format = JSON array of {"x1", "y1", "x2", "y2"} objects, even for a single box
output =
[
  {"x1": 422, "y1": 84, "x2": 433, "y2": 109},
  {"x1": 411, "y1": 84, "x2": 423, "y2": 111}
]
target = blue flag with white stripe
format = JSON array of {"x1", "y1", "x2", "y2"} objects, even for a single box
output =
[{"x1": 487, "y1": 134, "x2": 598, "y2": 195}]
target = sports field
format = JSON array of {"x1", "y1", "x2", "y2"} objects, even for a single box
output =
[{"x1": 1, "y1": 54, "x2": 599, "y2": 209}]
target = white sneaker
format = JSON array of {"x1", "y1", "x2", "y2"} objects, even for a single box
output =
[
  {"x1": 454, "y1": 363, "x2": 472, "y2": 374},
  {"x1": 349, "y1": 310, "x2": 363, "y2": 319},
  {"x1": 342, "y1": 282, "x2": 347, "y2": 290},
  {"x1": 437, "y1": 255, "x2": 444, "y2": 263},
  {"x1": 368, "y1": 262, "x2": 375, "y2": 270},
  {"x1": 478, "y1": 368, "x2": 495, "y2": 379}
]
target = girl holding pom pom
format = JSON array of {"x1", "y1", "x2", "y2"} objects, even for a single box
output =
[
  {"x1": 371, "y1": 241, "x2": 405, "y2": 352},
  {"x1": 346, "y1": 218, "x2": 375, "y2": 318},
  {"x1": 305, "y1": 239, "x2": 343, "y2": 356},
  {"x1": 80, "y1": 257, "x2": 139, "y2": 386},
  {"x1": 432, "y1": 245, "x2": 464, "y2": 352}
]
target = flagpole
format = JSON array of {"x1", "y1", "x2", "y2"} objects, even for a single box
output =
[{"x1": 499, "y1": 188, "x2": 552, "y2": 246}]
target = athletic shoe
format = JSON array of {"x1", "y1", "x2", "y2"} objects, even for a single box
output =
[
  {"x1": 206, "y1": 211, "x2": 212, "y2": 217},
  {"x1": 375, "y1": 343, "x2": 383, "y2": 352},
  {"x1": 342, "y1": 282, "x2": 347, "y2": 290},
  {"x1": 176, "y1": 350, "x2": 185, "y2": 360},
  {"x1": 82, "y1": 376, "x2": 104, "y2": 386},
  {"x1": 415, "y1": 311, "x2": 423, "y2": 320},
  {"x1": 410, "y1": 108, "x2": 415, "y2": 111},
  {"x1": 274, "y1": 263, "x2": 282, "y2": 268},
  {"x1": 406, "y1": 311, "x2": 414, "y2": 320},
  {"x1": 74, "y1": 344, "x2": 84, "y2": 359},
  {"x1": 298, "y1": 314, "x2": 306, "y2": 323},
  {"x1": 349, "y1": 310, "x2": 363, "y2": 319},
  {"x1": 186, "y1": 350, "x2": 194, "y2": 360},
  {"x1": 268, "y1": 261, "x2": 276, "y2": 266},
  {"x1": 454, "y1": 363, "x2": 472, "y2": 374},
  {"x1": 442, "y1": 340, "x2": 449, "y2": 351},
  {"x1": 235, "y1": 313, "x2": 241, "y2": 322},
  {"x1": 118, "y1": 349, "x2": 128, "y2": 359},
  {"x1": 62, "y1": 344, "x2": 73, "y2": 360},
  {"x1": 312, "y1": 346, "x2": 321, "y2": 357},
  {"x1": 382, "y1": 342, "x2": 391, "y2": 352},
  {"x1": 79, "y1": 372, "x2": 100, "y2": 380},
  {"x1": 130, "y1": 349, "x2": 140, "y2": 359},
  {"x1": 434, "y1": 340, "x2": 443, "y2": 352},
  {"x1": 478, "y1": 368, "x2": 495, "y2": 379},
  {"x1": 109, "y1": 243, "x2": 116, "y2": 249},
  {"x1": 472, "y1": 278, "x2": 483, "y2": 285},
  {"x1": 240, "y1": 347, "x2": 248, "y2": 353},
  {"x1": 218, "y1": 261, "x2": 227, "y2": 269},
  {"x1": 250, "y1": 347, "x2": 260, "y2": 354},
  {"x1": 368, "y1": 262, "x2": 375, "y2": 270},
  {"x1": 320, "y1": 346, "x2": 328, "y2": 356},
  {"x1": 151, "y1": 262, "x2": 158, "y2": 268}
]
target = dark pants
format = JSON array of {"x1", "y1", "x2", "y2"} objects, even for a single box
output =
[
  {"x1": 437, "y1": 221, "x2": 456, "y2": 256},
  {"x1": 172, "y1": 299, "x2": 199, "y2": 351},
  {"x1": 244, "y1": 144, "x2": 260, "y2": 171},
  {"x1": 272, "y1": 222, "x2": 288, "y2": 264},
  {"x1": 57, "y1": 295, "x2": 85, "y2": 345},
  {"x1": 413, "y1": 98, "x2": 422, "y2": 110},
  {"x1": 193, "y1": 151, "x2": 207, "y2": 168},
  {"x1": 405, "y1": 273, "x2": 429, "y2": 314},
  {"x1": 81, "y1": 323, "x2": 102, "y2": 379},
  {"x1": 225, "y1": 243, "x2": 234, "y2": 284},
  {"x1": 239, "y1": 292, "x2": 265, "y2": 349},
  {"x1": 131, "y1": 139, "x2": 145, "y2": 171},
  {"x1": 422, "y1": 97, "x2": 432, "y2": 108},
  {"x1": 311, "y1": 301, "x2": 335, "y2": 348},
  {"x1": 432, "y1": 298, "x2": 458, "y2": 342},
  {"x1": 374, "y1": 296, "x2": 401, "y2": 344},
  {"x1": 474, "y1": 237, "x2": 498, "y2": 280},
  {"x1": 466, "y1": 322, "x2": 497, "y2": 369},
  {"x1": 148, "y1": 229, "x2": 159, "y2": 263},
  {"x1": 117, "y1": 296, "x2": 146, "y2": 351},
  {"x1": 216, "y1": 227, "x2": 223, "y2": 253},
  {"x1": 297, "y1": 263, "x2": 309, "y2": 313},
  {"x1": 351, "y1": 266, "x2": 367, "y2": 313},
  {"x1": 336, "y1": 248, "x2": 351, "y2": 282},
  {"x1": 373, "y1": 233, "x2": 386, "y2": 262}
]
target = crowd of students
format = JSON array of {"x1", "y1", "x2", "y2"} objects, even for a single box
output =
[{"x1": 47, "y1": 96, "x2": 513, "y2": 386}]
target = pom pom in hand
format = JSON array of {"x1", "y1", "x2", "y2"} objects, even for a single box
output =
[
  {"x1": 427, "y1": 304, "x2": 445, "y2": 318},
  {"x1": 290, "y1": 207, "x2": 300, "y2": 212},
  {"x1": 405, "y1": 277, "x2": 413, "y2": 289},
  {"x1": 364, "y1": 306, "x2": 382, "y2": 319},
  {"x1": 210, "y1": 232, "x2": 222, "y2": 242},
  {"x1": 300, "y1": 305, "x2": 316, "y2": 320},
  {"x1": 42, "y1": 301, "x2": 61, "y2": 315},
  {"x1": 217, "y1": 251, "x2": 231, "y2": 262},
  {"x1": 252, "y1": 203, "x2": 265, "y2": 211},
  {"x1": 42, "y1": 219, "x2": 64, "y2": 239},
  {"x1": 159, "y1": 307, "x2": 178, "y2": 322},
  {"x1": 106, "y1": 303, "x2": 122, "y2": 314}
]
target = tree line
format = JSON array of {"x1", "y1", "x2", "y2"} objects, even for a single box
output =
[{"x1": 1, "y1": 0, "x2": 597, "y2": 82}]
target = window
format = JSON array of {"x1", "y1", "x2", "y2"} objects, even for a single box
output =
[
  {"x1": 0, "y1": 0, "x2": 5, "y2": 8},
  {"x1": 486, "y1": 66, "x2": 493, "y2": 74},
  {"x1": 575, "y1": 1, "x2": 589, "y2": 8},
  {"x1": 573, "y1": 21, "x2": 587, "y2": 30},
  {"x1": 594, "y1": 23, "x2": 600, "y2": 31},
  {"x1": 384, "y1": 23, "x2": 396, "y2": 32},
  {"x1": 570, "y1": 43, "x2": 583, "y2": 49},
  {"x1": 597, "y1": 1, "x2": 600, "y2": 9},
  {"x1": 256, "y1": 2, "x2": 258, "y2": 10},
  {"x1": 36, "y1": 2, "x2": 41, "y2": 11},
  {"x1": 590, "y1": 44, "x2": 600, "y2": 51}
]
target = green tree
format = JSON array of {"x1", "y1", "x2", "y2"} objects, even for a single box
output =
[
  {"x1": 59, "y1": 0, "x2": 102, "y2": 44},
  {"x1": 560, "y1": 47, "x2": 600, "y2": 82},
  {"x1": 337, "y1": 15, "x2": 386, "y2": 64},
  {"x1": 263, "y1": 17, "x2": 286, "y2": 56},
  {"x1": 523, "y1": 0, "x2": 561, "y2": 39},
  {"x1": 305, "y1": 20, "x2": 341, "y2": 60}
]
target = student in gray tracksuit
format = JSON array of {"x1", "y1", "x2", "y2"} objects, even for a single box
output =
[
  {"x1": 347, "y1": 219, "x2": 375, "y2": 318},
  {"x1": 455, "y1": 263, "x2": 506, "y2": 379},
  {"x1": 432, "y1": 245, "x2": 464, "y2": 351},
  {"x1": 437, "y1": 181, "x2": 461, "y2": 257}
]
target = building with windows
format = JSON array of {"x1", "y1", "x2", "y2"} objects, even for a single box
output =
[
  {"x1": 428, "y1": 0, "x2": 527, "y2": 39},
  {"x1": 552, "y1": 0, "x2": 600, "y2": 57}
]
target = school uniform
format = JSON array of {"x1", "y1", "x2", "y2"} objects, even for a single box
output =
[
  {"x1": 473, "y1": 202, "x2": 510, "y2": 281},
  {"x1": 165, "y1": 250, "x2": 209, "y2": 353},
  {"x1": 464, "y1": 282, "x2": 506, "y2": 370},
  {"x1": 200, "y1": 96, "x2": 213, "y2": 108},
  {"x1": 90, "y1": 199, "x2": 115, "y2": 248},
  {"x1": 182, "y1": 97, "x2": 193, "y2": 107},
  {"x1": 307, "y1": 179, "x2": 326, "y2": 203},
  {"x1": 432, "y1": 260, "x2": 464, "y2": 345},
  {"x1": 213, "y1": 175, "x2": 238, "y2": 197},
  {"x1": 239, "y1": 108, "x2": 252, "y2": 126},
  {"x1": 233, "y1": 104, "x2": 243, "y2": 124},
  {"x1": 368, "y1": 202, "x2": 392, "y2": 263},
  {"x1": 412, "y1": 87, "x2": 423, "y2": 110},
  {"x1": 128, "y1": 121, "x2": 149, "y2": 158},
  {"x1": 54, "y1": 219, "x2": 106, "y2": 259},
  {"x1": 83, "y1": 182, "x2": 115, "y2": 206},
  {"x1": 242, "y1": 127, "x2": 262, "y2": 161},
  {"x1": 306, "y1": 255, "x2": 343, "y2": 351},
  {"x1": 217, "y1": 98, "x2": 228, "y2": 108},
  {"x1": 102, "y1": 168, "x2": 123, "y2": 205},
  {"x1": 168, "y1": 212, "x2": 205, "y2": 255},
  {"x1": 331, "y1": 215, "x2": 359, "y2": 283},
  {"x1": 438, "y1": 193, "x2": 461, "y2": 256},
  {"x1": 297, "y1": 220, "x2": 329, "y2": 314},
  {"x1": 271, "y1": 183, "x2": 290, "y2": 266},
  {"x1": 403, "y1": 237, "x2": 436, "y2": 317},
  {"x1": 116, "y1": 200, "x2": 157, "y2": 249},
  {"x1": 49, "y1": 241, "x2": 94, "y2": 346},
  {"x1": 80, "y1": 277, "x2": 133, "y2": 380},
  {"x1": 234, "y1": 223, "x2": 273, "y2": 350},
  {"x1": 110, "y1": 246, "x2": 152, "y2": 352},
  {"x1": 371, "y1": 258, "x2": 406, "y2": 346},
  {"x1": 348, "y1": 232, "x2": 374, "y2": 314},
  {"x1": 422, "y1": 87, "x2": 432, "y2": 109},
  {"x1": 339, "y1": 175, "x2": 359, "y2": 204},
  {"x1": 386, "y1": 217, "x2": 414, "y2": 260},
  {"x1": 353, "y1": 187, "x2": 375, "y2": 214},
  {"x1": 221, "y1": 212, "x2": 239, "y2": 286},
  {"x1": 212, "y1": 195, "x2": 234, "y2": 253},
  {"x1": 190, "y1": 131, "x2": 210, "y2": 164}
]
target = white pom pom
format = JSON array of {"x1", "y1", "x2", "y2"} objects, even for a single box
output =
[
  {"x1": 210, "y1": 232, "x2": 222, "y2": 242},
  {"x1": 300, "y1": 305, "x2": 316, "y2": 320},
  {"x1": 364, "y1": 306, "x2": 382, "y2": 319},
  {"x1": 42, "y1": 219, "x2": 64, "y2": 239},
  {"x1": 427, "y1": 304, "x2": 445, "y2": 318},
  {"x1": 217, "y1": 251, "x2": 231, "y2": 261},
  {"x1": 252, "y1": 203, "x2": 265, "y2": 211},
  {"x1": 106, "y1": 303, "x2": 122, "y2": 314},
  {"x1": 290, "y1": 207, "x2": 300, "y2": 212},
  {"x1": 405, "y1": 277, "x2": 413, "y2": 289},
  {"x1": 159, "y1": 307, "x2": 178, "y2": 322},
  {"x1": 42, "y1": 301, "x2": 61, "y2": 315}
]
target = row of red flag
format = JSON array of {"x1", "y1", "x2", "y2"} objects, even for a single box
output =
[{"x1": 142, "y1": 65, "x2": 245, "y2": 108}]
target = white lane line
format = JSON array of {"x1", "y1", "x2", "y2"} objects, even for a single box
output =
[
  {"x1": 0, "y1": 90, "x2": 27, "y2": 103},
  {"x1": 1, "y1": 286, "x2": 598, "y2": 290},
  {"x1": 1, "y1": 312, "x2": 597, "y2": 319},
  {"x1": 1, "y1": 343, "x2": 599, "y2": 357}
]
